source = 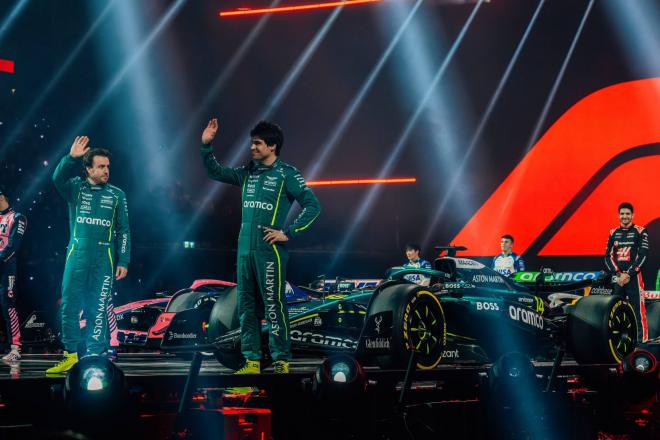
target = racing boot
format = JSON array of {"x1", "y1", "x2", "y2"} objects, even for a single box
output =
[
  {"x1": 2, "y1": 345, "x2": 21, "y2": 362},
  {"x1": 46, "y1": 351, "x2": 78, "y2": 374},
  {"x1": 273, "y1": 360, "x2": 289, "y2": 374},
  {"x1": 227, "y1": 360, "x2": 261, "y2": 394},
  {"x1": 234, "y1": 359, "x2": 260, "y2": 375}
]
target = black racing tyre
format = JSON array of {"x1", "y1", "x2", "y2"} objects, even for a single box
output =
[
  {"x1": 567, "y1": 295, "x2": 637, "y2": 364},
  {"x1": 369, "y1": 283, "x2": 447, "y2": 370},
  {"x1": 206, "y1": 287, "x2": 244, "y2": 369},
  {"x1": 646, "y1": 301, "x2": 660, "y2": 340},
  {"x1": 206, "y1": 287, "x2": 239, "y2": 342},
  {"x1": 214, "y1": 349, "x2": 245, "y2": 371}
]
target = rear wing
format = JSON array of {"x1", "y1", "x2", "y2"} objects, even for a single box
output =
[{"x1": 513, "y1": 271, "x2": 606, "y2": 284}]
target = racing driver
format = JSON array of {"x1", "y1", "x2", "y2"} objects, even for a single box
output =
[
  {"x1": 0, "y1": 186, "x2": 27, "y2": 362},
  {"x1": 48, "y1": 137, "x2": 131, "y2": 373},
  {"x1": 605, "y1": 202, "x2": 650, "y2": 342},
  {"x1": 200, "y1": 118, "x2": 321, "y2": 375}
]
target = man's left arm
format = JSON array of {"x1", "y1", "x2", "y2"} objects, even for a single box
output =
[
  {"x1": 628, "y1": 228, "x2": 649, "y2": 274},
  {"x1": 284, "y1": 171, "x2": 321, "y2": 239},
  {"x1": 115, "y1": 192, "x2": 131, "y2": 279},
  {"x1": 0, "y1": 214, "x2": 27, "y2": 262},
  {"x1": 516, "y1": 255, "x2": 526, "y2": 272}
]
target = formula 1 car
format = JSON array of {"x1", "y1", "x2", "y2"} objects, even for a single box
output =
[
  {"x1": 18, "y1": 279, "x2": 237, "y2": 351},
  {"x1": 115, "y1": 279, "x2": 236, "y2": 348},
  {"x1": 161, "y1": 248, "x2": 639, "y2": 370}
]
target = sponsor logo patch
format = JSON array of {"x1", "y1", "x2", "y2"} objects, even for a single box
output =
[
  {"x1": 508, "y1": 305, "x2": 544, "y2": 330},
  {"x1": 476, "y1": 301, "x2": 500, "y2": 311},
  {"x1": 76, "y1": 216, "x2": 112, "y2": 227},
  {"x1": 25, "y1": 314, "x2": 46, "y2": 329},
  {"x1": 290, "y1": 330, "x2": 357, "y2": 349},
  {"x1": 365, "y1": 337, "x2": 390, "y2": 350}
]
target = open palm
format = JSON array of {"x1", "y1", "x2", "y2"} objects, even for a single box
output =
[{"x1": 70, "y1": 136, "x2": 90, "y2": 158}]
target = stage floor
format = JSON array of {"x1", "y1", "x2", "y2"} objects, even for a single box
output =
[
  {"x1": 0, "y1": 352, "x2": 594, "y2": 382},
  {"x1": 0, "y1": 353, "x2": 330, "y2": 380}
]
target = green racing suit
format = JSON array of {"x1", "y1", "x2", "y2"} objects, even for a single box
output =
[
  {"x1": 53, "y1": 155, "x2": 131, "y2": 355},
  {"x1": 201, "y1": 144, "x2": 321, "y2": 361}
]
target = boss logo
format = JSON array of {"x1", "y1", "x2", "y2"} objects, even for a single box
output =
[{"x1": 476, "y1": 301, "x2": 499, "y2": 311}]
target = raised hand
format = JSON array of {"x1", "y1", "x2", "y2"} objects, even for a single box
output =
[
  {"x1": 202, "y1": 118, "x2": 219, "y2": 145},
  {"x1": 70, "y1": 136, "x2": 90, "y2": 158}
]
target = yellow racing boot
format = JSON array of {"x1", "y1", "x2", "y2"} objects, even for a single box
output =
[
  {"x1": 273, "y1": 360, "x2": 289, "y2": 374},
  {"x1": 234, "y1": 359, "x2": 260, "y2": 375},
  {"x1": 46, "y1": 351, "x2": 78, "y2": 374}
]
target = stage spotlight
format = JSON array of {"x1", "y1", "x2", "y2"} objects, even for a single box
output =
[
  {"x1": 65, "y1": 355, "x2": 126, "y2": 411},
  {"x1": 313, "y1": 355, "x2": 367, "y2": 402},
  {"x1": 482, "y1": 352, "x2": 547, "y2": 438},
  {"x1": 61, "y1": 355, "x2": 136, "y2": 438},
  {"x1": 618, "y1": 346, "x2": 659, "y2": 405},
  {"x1": 488, "y1": 352, "x2": 537, "y2": 402}
]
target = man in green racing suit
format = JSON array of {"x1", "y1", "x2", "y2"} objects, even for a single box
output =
[
  {"x1": 200, "y1": 118, "x2": 320, "y2": 374},
  {"x1": 48, "y1": 136, "x2": 130, "y2": 373}
]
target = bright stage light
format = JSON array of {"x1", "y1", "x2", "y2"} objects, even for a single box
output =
[
  {"x1": 313, "y1": 354, "x2": 367, "y2": 401},
  {"x1": 220, "y1": 0, "x2": 383, "y2": 18},
  {"x1": 65, "y1": 356, "x2": 126, "y2": 411}
]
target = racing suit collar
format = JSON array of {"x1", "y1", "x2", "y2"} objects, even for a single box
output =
[
  {"x1": 84, "y1": 178, "x2": 107, "y2": 190},
  {"x1": 252, "y1": 158, "x2": 280, "y2": 172},
  {"x1": 0, "y1": 207, "x2": 13, "y2": 215}
]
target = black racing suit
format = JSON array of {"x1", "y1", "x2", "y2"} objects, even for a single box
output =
[
  {"x1": 0, "y1": 207, "x2": 27, "y2": 348},
  {"x1": 605, "y1": 224, "x2": 650, "y2": 342}
]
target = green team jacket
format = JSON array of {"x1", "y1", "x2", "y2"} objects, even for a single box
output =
[
  {"x1": 52, "y1": 155, "x2": 131, "y2": 268},
  {"x1": 200, "y1": 144, "x2": 321, "y2": 250}
]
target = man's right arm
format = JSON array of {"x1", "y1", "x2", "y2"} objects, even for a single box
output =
[
  {"x1": 200, "y1": 144, "x2": 245, "y2": 186},
  {"x1": 604, "y1": 229, "x2": 620, "y2": 273},
  {"x1": 52, "y1": 155, "x2": 79, "y2": 201}
]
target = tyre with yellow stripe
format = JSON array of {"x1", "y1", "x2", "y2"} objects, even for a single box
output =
[
  {"x1": 369, "y1": 283, "x2": 447, "y2": 370},
  {"x1": 567, "y1": 295, "x2": 637, "y2": 364}
]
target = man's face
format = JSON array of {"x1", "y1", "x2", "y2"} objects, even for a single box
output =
[
  {"x1": 406, "y1": 249, "x2": 420, "y2": 261},
  {"x1": 619, "y1": 208, "x2": 633, "y2": 227},
  {"x1": 500, "y1": 238, "x2": 513, "y2": 253},
  {"x1": 86, "y1": 155, "x2": 110, "y2": 184},
  {"x1": 0, "y1": 195, "x2": 8, "y2": 211},
  {"x1": 250, "y1": 137, "x2": 276, "y2": 161}
]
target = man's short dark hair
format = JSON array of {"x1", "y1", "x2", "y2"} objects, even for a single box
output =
[
  {"x1": 501, "y1": 234, "x2": 514, "y2": 243},
  {"x1": 0, "y1": 185, "x2": 8, "y2": 203},
  {"x1": 405, "y1": 243, "x2": 421, "y2": 252},
  {"x1": 83, "y1": 148, "x2": 111, "y2": 169},
  {"x1": 250, "y1": 121, "x2": 284, "y2": 156},
  {"x1": 618, "y1": 202, "x2": 634, "y2": 213}
]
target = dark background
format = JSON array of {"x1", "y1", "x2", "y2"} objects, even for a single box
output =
[{"x1": 0, "y1": 0, "x2": 658, "y2": 319}]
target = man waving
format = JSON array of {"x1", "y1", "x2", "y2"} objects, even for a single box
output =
[{"x1": 200, "y1": 118, "x2": 320, "y2": 374}]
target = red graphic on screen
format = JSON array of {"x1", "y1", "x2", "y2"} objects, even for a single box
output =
[
  {"x1": 451, "y1": 78, "x2": 660, "y2": 256},
  {"x1": 539, "y1": 155, "x2": 660, "y2": 255}
]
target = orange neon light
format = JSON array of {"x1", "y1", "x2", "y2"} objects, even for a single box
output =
[
  {"x1": 307, "y1": 177, "x2": 417, "y2": 187},
  {"x1": 219, "y1": 0, "x2": 383, "y2": 17}
]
